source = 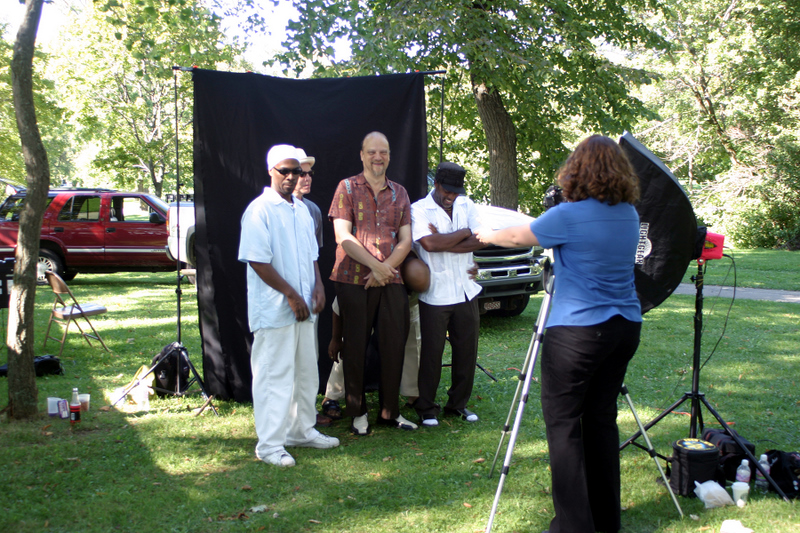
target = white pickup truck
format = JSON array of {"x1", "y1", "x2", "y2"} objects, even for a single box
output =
[
  {"x1": 165, "y1": 200, "x2": 196, "y2": 267},
  {"x1": 165, "y1": 201, "x2": 544, "y2": 316}
]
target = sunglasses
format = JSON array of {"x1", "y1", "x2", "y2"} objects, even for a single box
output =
[
  {"x1": 299, "y1": 170, "x2": 314, "y2": 178},
  {"x1": 273, "y1": 166, "x2": 302, "y2": 176}
]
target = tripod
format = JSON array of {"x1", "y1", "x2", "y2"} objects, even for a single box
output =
[
  {"x1": 111, "y1": 68, "x2": 217, "y2": 416},
  {"x1": 620, "y1": 260, "x2": 789, "y2": 501},
  {"x1": 485, "y1": 260, "x2": 682, "y2": 533}
]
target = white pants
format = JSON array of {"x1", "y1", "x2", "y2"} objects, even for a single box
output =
[
  {"x1": 251, "y1": 321, "x2": 318, "y2": 459},
  {"x1": 325, "y1": 299, "x2": 421, "y2": 399}
]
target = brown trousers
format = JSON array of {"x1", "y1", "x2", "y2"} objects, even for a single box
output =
[{"x1": 335, "y1": 282, "x2": 409, "y2": 418}]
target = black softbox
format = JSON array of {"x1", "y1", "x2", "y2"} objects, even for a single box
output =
[
  {"x1": 620, "y1": 132, "x2": 697, "y2": 313},
  {"x1": 193, "y1": 69, "x2": 428, "y2": 402}
]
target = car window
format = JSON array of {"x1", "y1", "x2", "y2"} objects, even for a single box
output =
[
  {"x1": 110, "y1": 196, "x2": 159, "y2": 223},
  {"x1": 58, "y1": 196, "x2": 101, "y2": 221},
  {"x1": 0, "y1": 196, "x2": 55, "y2": 221}
]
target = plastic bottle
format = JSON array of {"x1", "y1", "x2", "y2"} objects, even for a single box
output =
[
  {"x1": 755, "y1": 454, "x2": 770, "y2": 493},
  {"x1": 69, "y1": 387, "x2": 81, "y2": 425},
  {"x1": 735, "y1": 459, "x2": 751, "y2": 483}
]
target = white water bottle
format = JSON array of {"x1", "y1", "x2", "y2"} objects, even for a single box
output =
[
  {"x1": 735, "y1": 459, "x2": 751, "y2": 483},
  {"x1": 755, "y1": 454, "x2": 770, "y2": 493}
]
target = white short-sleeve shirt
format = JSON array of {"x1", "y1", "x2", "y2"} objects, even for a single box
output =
[
  {"x1": 238, "y1": 187, "x2": 318, "y2": 331},
  {"x1": 411, "y1": 192, "x2": 484, "y2": 306}
]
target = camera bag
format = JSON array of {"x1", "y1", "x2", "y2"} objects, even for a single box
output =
[
  {"x1": 667, "y1": 438, "x2": 720, "y2": 496},
  {"x1": 765, "y1": 450, "x2": 800, "y2": 499},
  {"x1": 0, "y1": 355, "x2": 64, "y2": 378},
  {"x1": 701, "y1": 427, "x2": 756, "y2": 481},
  {"x1": 151, "y1": 342, "x2": 190, "y2": 396}
]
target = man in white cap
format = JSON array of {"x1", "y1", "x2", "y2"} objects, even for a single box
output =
[
  {"x1": 238, "y1": 144, "x2": 339, "y2": 467},
  {"x1": 294, "y1": 148, "x2": 323, "y2": 249}
]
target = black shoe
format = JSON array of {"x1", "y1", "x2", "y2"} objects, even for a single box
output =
[
  {"x1": 443, "y1": 407, "x2": 479, "y2": 422},
  {"x1": 321, "y1": 399, "x2": 343, "y2": 420},
  {"x1": 376, "y1": 414, "x2": 418, "y2": 430}
]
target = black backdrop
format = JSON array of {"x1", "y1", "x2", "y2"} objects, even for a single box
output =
[{"x1": 192, "y1": 69, "x2": 428, "y2": 402}]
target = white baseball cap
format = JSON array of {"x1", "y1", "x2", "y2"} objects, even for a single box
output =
[{"x1": 266, "y1": 144, "x2": 300, "y2": 170}]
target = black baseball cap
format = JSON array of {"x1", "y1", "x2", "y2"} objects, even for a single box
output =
[{"x1": 435, "y1": 162, "x2": 466, "y2": 194}]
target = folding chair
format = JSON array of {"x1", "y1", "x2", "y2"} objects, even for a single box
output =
[{"x1": 43, "y1": 270, "x2": 110, "y2": 357}]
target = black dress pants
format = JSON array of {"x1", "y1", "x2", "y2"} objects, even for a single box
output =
[
  {"x1": 540, "y1": 315, "x2": 641, "y2": 533},
  {"x1": 335, "y1": 282, "x2": 409, "y2": 419},
  {"x1": 415, "y1": 297, "x2": 479, "y2": 418}
]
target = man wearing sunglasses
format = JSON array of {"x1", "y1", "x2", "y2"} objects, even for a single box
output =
[
  {"x1": 239, "y1": 144, "x2": 338, "y2": 468},
  {"x1": 293, "y1": 148, "x2": 332, "y2": 428},
  {"x1": 294, "y1": 148, "x2": 323, "y2": 249},
  {"x1": 329, "y1": 131, "x2": 417, "y2": 436}
]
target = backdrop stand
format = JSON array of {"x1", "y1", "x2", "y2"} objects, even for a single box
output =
[
  {"x1": 620, "y1": 260, "x2": 788, "y2": 501},
  {"x1": 112, "y1": 68, "x2": 217, "y2": 415}
]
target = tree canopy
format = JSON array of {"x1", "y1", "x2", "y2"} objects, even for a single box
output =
[
  {"x1": 630, "y1": 0, "x2": 800, "y2": 248},
  {"x1": 277, "y1": 0, "x2": 664, "y2": 213},
  {"x1": 49, "y1": 0, "x2": 246, "y2": 196},
  {"x1": 1, "y1": 22, "x2": 72, "y2": 186}
]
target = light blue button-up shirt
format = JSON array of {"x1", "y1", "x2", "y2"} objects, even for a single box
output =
[{"x1": 239, "y1": 187, "x2": 318, "y2": 331}]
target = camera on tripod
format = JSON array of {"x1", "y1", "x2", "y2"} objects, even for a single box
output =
[{"x1": 542, "y1": 185, "x2": 564, "y2": 210}]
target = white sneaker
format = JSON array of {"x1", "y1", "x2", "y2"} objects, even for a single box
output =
[
  {"x1": 261, "y1": 448, "x2": 295, "y2": 467},
  {"x1": 421, "y1": 416, "x2": 439, "y2": 427},
  {"x1": 289, "y1": 431, "x2": 340, "y2": 449}
]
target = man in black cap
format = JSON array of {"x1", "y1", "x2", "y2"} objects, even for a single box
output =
[{"x1": 410, "y1": 162, "x2": 486, "y2": 426}]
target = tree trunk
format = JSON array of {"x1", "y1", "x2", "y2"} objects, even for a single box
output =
[
  {"x1": 470, "y1": 73, "x2": 519, "y2": 210},
  {"x1": 9, "y1": 0, "x2": 50, "y2": 419}
]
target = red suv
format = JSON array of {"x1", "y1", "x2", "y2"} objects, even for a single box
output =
[{"x1": 0, "y1": 188, "x2": 175, "y2": 280}]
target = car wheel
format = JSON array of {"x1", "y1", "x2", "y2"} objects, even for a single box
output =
[
  {"x1": 38, "y1": 249, "x2": 65, "y2": 282},
  {"x1": 489, "y1": 295, "x2": 530, "y2": 317}
]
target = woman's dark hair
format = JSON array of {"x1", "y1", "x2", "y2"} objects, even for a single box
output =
[{"x1": 556, "y1": 135, "x2": 640, "y2": 205}]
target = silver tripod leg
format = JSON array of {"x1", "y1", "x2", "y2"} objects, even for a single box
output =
[
  {"x1": 488, "y1": 288, "x2": 551, "y2": 478},
  {"x1": 485, "y1": 288, "x2": 552, "y2": 533},
  {"x1": 620, "y1": 384, "x2": 683, "y2": 517}
]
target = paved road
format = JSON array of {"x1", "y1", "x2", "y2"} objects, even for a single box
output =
[{"x1": 672, "y1": 283, "x2": 800, "y2": 304}]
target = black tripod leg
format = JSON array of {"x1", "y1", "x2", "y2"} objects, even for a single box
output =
[
  {"x1": 182, "y1": 349, "x2": 219, "y2": 416},
  {"x1": 619, "y1": 393, "x2": 691, "y2": 450},
  {"x1": 475, "y1": 363, "x2": 497, "y2": 382},
  {"x1": 699, "y1": 396, "x2": 790, "y2": 502}
]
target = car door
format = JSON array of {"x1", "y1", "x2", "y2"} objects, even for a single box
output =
[
  {"x1": 103, "y1": 194, "x2": 172, "y2": 267},
  {"x1": 53, "y1": 194, "x2": 105, "y2": 266}
]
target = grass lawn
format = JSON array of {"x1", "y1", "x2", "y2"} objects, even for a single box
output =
[
  {"x1": 1, "y1": 249, "x2": 798, "y2": 533},
  {"x1": 680, "y1": 247, "x2": 800, "y2": 290}
]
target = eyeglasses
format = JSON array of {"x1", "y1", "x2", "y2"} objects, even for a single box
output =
[
  {"x1": 299, "y1": 170, "x2": 314, "y2": 178},
  {"x1": 273, "y1": 166, "x2": 302, "y2": 176}
]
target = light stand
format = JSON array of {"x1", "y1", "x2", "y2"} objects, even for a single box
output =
[
  {"x1": 620, "y1": 259, "x2": 789, "y2": 500},
  {"x1": 112, "y1": 67, "x2": 217, "y2": 416}
]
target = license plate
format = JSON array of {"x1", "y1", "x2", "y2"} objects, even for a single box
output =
[{"x1": 484, "y1": 301, "x2": 501, "y2": 311}]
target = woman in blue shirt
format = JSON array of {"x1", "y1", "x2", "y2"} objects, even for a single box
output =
[{"x1": 478, "y1": 135, "x2": 642, "y2": 533}]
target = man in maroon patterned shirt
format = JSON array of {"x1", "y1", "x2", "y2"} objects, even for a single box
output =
[{"x1": 328, "y1": 131, "x2": 417, "y2": 435}]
